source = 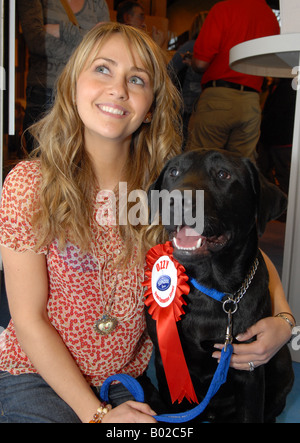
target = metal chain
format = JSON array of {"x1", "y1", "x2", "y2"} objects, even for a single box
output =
[
  {"x1": 233, "y1": 257, "x2": 259, "y2": 305},
  {"x1": 222, "y1": 257, "x2": 259, "y2": 350},
  {"x1": 222, "y1": 257, "x2": 259, "y2": 315}
]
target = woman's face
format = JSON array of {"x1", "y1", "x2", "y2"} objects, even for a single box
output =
[{"x1": 76, "y1": 33, "x2": 154, "y2": 146}]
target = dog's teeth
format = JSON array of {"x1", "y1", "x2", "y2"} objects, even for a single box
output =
[
  {"x1": 173, "y1": 236, "x2": 202, "y2": 251},
  {"x1": 177, "y1": 226, "x2": 181, "y2": 233}
]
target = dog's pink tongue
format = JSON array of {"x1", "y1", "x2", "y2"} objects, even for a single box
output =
[{"x1": 175, "y1": 226, "x2": 202, "y2": 248}]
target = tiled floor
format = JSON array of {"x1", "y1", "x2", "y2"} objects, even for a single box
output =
[{"x1": 277, "y1": 362, "x2": 300, "y2": 423}]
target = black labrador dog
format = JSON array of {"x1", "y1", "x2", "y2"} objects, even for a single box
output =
[{"x1": 146, "y1": 149, "x2": 294, "y2": 423}]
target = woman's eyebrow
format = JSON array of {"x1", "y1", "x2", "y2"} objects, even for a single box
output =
[
  {"x1": 94, "y1": 56, "x2": 117, "y2": 65},
  {"x1": 133, "y1": 66, "x2": 150, "y2": 75}
]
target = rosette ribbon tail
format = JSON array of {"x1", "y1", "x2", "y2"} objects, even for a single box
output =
[{"x1": 156, "y1": 304, "x2": 198, "y2": 404}]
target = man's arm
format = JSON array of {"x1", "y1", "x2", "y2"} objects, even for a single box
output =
[{"x1": 191, "y1": 58, "x2": 210, "y2": 74}]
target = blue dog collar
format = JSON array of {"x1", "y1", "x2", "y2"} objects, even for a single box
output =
[{"x1": 189, "y1": 278, "x2": 226, "y2": 302}]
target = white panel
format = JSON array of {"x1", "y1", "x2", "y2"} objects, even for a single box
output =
[
  {"x1": 8, "y1": 0, "x2": 15, "y2": 136},
  {"x1": 280, "y1": 0, "x2": 300, "y2": 34},
  {"x1": 0, "y1": 0, "x2": 4, "y2": 184},
  {"x1": 0, "y1": 0, "x2": 4, "y2": 271},
  {"x1": 230, "y1": 35, "x2": 300, "y2": 362},
  {"x1": 282, "y1": 60, "x2": 300, "y2": 362}
]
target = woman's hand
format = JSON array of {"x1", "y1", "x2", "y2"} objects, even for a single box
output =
[
  {"x1": 212, "y1": 316, "x2": 292, "y2": 371},
  {"x1": 102, "y1": 401, "x2": 157, "y2": 423}
]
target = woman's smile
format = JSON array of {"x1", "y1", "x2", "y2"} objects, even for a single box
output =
[{"x1": 96, "y1": 103, "x2": 129, "y2": 117}]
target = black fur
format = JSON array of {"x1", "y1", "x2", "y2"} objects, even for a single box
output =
[{"x1": 146, "y1": 149, "x2": 294, "y2": 423}]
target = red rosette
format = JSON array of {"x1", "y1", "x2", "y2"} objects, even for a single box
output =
[{"x1": 143, "y1": 241, "x2": 198, "y2": 404}]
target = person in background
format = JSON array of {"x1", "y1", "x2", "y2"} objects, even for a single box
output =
[
  {"x1": 187, "y1": 0, "x2": 280, "y2": 162},
  {"x1": 17, "y1": 0, "x2": 110, "y2": 153},
  {"x1": 116, "y1": 0, "x2": 164, "y2": 46},
  {"x1": 168, "y1": 12, "x2": 208, "y2": 148}
]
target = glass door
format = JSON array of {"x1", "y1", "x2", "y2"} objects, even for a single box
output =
[
  {"x1": 1, "y1": 0, "x2": 16, "y2": 197},
  {"x1": 0, "y1": 0, "x2": 15, "y2": 328}
]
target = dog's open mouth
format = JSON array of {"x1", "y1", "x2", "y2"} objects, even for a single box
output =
[{"x1": 171, "y1": 226, "x2": 230, "y2": 255}]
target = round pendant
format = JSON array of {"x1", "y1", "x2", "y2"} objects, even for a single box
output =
[{"x1": 94, "y1": 315, "x2": 118, "y2": 336}]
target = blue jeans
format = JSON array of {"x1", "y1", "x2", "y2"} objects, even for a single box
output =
[
  {"x1": 23, "y1": 86, "x2": 54, "y2": 153},
  {"x1": 0, "y1": 371, "x2": 136, "y2": 423}
]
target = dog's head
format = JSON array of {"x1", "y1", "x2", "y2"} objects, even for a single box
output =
[{"x1": 149, "y1": 149, "x2": 287, "y2": 263}]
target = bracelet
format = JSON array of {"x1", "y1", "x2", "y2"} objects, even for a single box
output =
[
  {"x1": 279, "y1": 312, "x2": 296, "y2": 326},
  {"x1": 275, "y1": 312, "x2": 296, "y2": 330},
  {"x1": 89, "y1": 402, "x2": 112, "y2": 423}
]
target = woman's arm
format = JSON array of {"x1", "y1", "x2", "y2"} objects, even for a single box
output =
[
  {"x1": 262, "y1": 251, "x2": 293, "y2": 317},
  {"x1": 57, "y1": 0, "x2": 110, "y2": 51},
  {"x1": 1, "y1": 245, "x2": 101, "y2": 422},
  {"x1": 212, "y1": 251, "x2": 294, "y2": 370},
  {"x1": 1, "y1": 245, "x2": 156, "y2": 423},
  {"x1": 17, "y1": 0, "x2": 78, "y2": 61}
]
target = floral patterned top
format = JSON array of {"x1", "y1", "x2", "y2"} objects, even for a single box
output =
[{"x1": 0, "y1": 161, "x2": 153, "y2": 386}]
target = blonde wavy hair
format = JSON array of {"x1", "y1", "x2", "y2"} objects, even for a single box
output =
[{"x1": 30, "y1": 22, "x2": 182, "y2": 263}]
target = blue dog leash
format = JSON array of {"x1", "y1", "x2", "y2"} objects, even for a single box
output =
[{"x1": 100, "y1": 344, "x2": 233, "y2": 423}]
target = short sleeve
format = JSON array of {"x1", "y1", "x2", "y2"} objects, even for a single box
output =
[
  {"x1": 193, "y1": 5, "x2": 223, "y2": 62},
  {"x1": 0, "y1": 161, "x2": 47, "y2": 254}
]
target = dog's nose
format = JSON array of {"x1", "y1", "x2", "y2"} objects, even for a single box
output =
[{"x1": 168, "y1": 189, "x2": 196, "y2": 212}]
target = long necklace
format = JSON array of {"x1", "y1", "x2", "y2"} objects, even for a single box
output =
[
  {"x1": 93, "y1": 189, "x2": 120, "y2": 335},
  {"x1": 93, "y1": 268, "x2": 120, "y2": 336},
  {"x1": 93, "y1": 189, "x2": 140, "y2": 335},
  {"x1": 93, "y1": 257, "x2": 140, "y2": 336}
]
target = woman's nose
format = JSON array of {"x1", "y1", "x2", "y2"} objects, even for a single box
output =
[{"x1": 109, "y1": 78, "x2": 129, "y2": 100}]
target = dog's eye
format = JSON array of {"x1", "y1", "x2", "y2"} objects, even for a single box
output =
[
  {"x1": 217, "y1": 170, "x2": 231, "y2": 180},
  {"x1": 169, "y1": 167, "x2": 180, "y2": 177}
]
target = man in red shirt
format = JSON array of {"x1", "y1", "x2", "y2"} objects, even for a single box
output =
[{"x1": 187, "y1": 0, "x2": 280, "y2": 161}]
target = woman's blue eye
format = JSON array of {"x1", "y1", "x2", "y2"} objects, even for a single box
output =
[
  {"x1": 96, "y1": 66, "x2": 109, "y2": 74},
  {"x1": 129, "y1": 76, "x2": 144, "y2": 86}
]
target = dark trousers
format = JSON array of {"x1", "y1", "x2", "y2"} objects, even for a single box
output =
[{"x1": 23, "y1": 86, "x2": 54, "y2": 153}]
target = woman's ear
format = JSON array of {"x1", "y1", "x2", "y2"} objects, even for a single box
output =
[{"x1": 143, "y1": 113, "x2": 152, "y2": 124}]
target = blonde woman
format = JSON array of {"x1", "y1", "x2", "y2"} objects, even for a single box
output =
[
  {"x1": 0, "y1": 23, "x2": 294, "y2": 423},
  {"x1": 0, "y1": 23, "x2": 181, "y2": 423}
]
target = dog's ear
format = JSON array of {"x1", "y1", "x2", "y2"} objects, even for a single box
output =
[{"x1": 242, "y1": 158, "x2": 288, "y2": 237}]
